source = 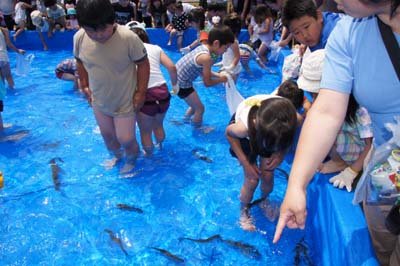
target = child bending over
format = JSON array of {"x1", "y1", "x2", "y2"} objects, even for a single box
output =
[
  {"x1": 175, "y1": 26, "x2": 234, "y2": 126},
  {"x1": 226, "y1": 95, "x2": 297, "y2": 231}
]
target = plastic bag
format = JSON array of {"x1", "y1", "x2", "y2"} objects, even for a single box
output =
[
  {"x1": 268, "y1": 41, "x2": 282, "y2": 63},
  {"x1": 353, "y1": 117, "x2": 400, "y2": 205},
  {"x1": 224, "y1": 73, "x2": 244, "y2": 116},
  {"x1": 15, "y1": 53, "x2": 35, "y2": 76}
]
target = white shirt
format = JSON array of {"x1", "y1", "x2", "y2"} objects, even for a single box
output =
[{"x1": 144, "y1": 43, "x2": 166, "y2": 88}]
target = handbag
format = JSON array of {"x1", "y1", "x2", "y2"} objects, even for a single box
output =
[{"x1": 378, "y1": 17, "x2": 400, "y2": 234}]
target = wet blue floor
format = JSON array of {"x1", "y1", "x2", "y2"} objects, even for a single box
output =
[{"x1": 0, "y1": 49, "x2": 314, "y2": 265}]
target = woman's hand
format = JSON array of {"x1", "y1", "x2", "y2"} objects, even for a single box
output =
[{"x1": 273, "y1": 184, "x2": 307, "y2": 243}]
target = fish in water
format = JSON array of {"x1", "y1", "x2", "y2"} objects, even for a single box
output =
[
  {"x1": 179, "y1": 234, "x2": 222, "y2": 243},
  {"x1": 180, "y1": 234, "x2": 261, "y2": 260},
  {"x1": 150, "y1": 247, "x2": 185, "y2": 263},
  {"x1": 0, "y1": 129, "x2": 29, "y2": 142},
  {"x1": 49, "y1": 157, "x2": 64, "y2": 191},
  {"x1": 223, "y1": 238, "x2": 261, "y2": 260},
  {"x1": 116, "y1": 203, "x2": 144, "y2": 213},
  {"x1": 294, "y1": 237, "x2": 314, "y2": 266},
  {"x1": 104, "y1": 229, "x2": 128, "y2": 256},
  {"x1": 191, "y1": 148, "x2": 212, "y2": 163}
]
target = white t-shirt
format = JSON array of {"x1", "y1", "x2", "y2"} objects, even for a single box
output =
[
  {"x1": 144, "y1": 43, "x2": 166, "y2": 88},
  {"x1": 0, "y1": 29, "x2": 9, "y2": 62}
]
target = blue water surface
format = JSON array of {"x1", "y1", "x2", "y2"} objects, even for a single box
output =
[{"x1": 0, "y1": 50, "x2": 315, "y2": 265}]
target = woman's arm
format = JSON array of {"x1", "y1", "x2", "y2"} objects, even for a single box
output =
[{"x1": 273, "y1": 89, "x2": 349, "y2": 243}]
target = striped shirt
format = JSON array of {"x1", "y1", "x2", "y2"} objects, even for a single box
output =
[{"x1": 176, "y1": 45, "x2": 212, "y2": 89}]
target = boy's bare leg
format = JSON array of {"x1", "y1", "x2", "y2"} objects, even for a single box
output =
[
  {"x1": 93, "y1": 107, "x2": 122, "y2": 168},
  {"x1": 114, "y1": 114, "x2": 139, "y2": 174},
  {"x1": 183, "y1": 91, "x2": 204, "y2": 126}
]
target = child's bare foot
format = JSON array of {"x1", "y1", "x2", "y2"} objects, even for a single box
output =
[
  {"x1": 102, "y1": 157, "x2": 121, "y2": 170},
  {"x1": 240, "y1": 213, "x2": 256, "y2": 231},
  {"x1": 318, "y1": 159, "x2": 347, "y2": 174},
  {"x1": 239, "y1": 206, "x2": 256, "y2": 231}
]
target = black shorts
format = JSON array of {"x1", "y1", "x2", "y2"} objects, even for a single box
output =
[
  {"x1": 0, "y1": 100, "x2": 3, "y2": 112},
  {"x1": 228, "y1": 114, "x2": 251, "y2": 159},
  {"x1": 177, "y1": 87, "x2": 195, "y2": 99}
]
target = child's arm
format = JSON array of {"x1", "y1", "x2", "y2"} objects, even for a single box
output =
[
  {"x1": 76, "y1": 58, "x2": 91, "y2": 103},
  {"x1": 350, "y1": 137, "x2": 373, "y2": 173},
  {"x1": 197, "y1": 53, "x2": 228, "y2": 86},
  {"x1": 278, "y1": 27, "x2": 293, "y2": 47},
  {"x1": 37, "y1": 31, "x2": 48, "y2": 51},
  {"x1": 224, "y1": 41, "x2": 240, "y2": 71},
  {"x1": 258, "y1": 17, "x2": 272, "y2": 34},
  {"x1": 1, "y1": 27, "x2": 24, "y2": 54},
  {"x1": 160, "y1": 50, "x2": 177, "y2": 86},
  {"x1": 226, "y1": 122, "x2": 261, "y2": 179},
  {"x1": 133, "y1": 57, "x2": 150, "y2": 111},
  {"x1": 251, "y1": 49, "x2": 266, "y2": 69},
  {"x1": 328, "y1": 137, "x2": 372, "y2": 192}
]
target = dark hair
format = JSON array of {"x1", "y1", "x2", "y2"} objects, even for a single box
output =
[
  {"x1": 277, "y1": 80, "x2": 304, "y2": 109},
  {"x1": 130, "y1": 27, "x2": 150, "y2": 43},
  {"x1": 65, "y1": 0, "x2": 76, "y2": 4},
  {"x1": 223, "y1": 13, "x2": 242, "y2": 37},
  {"x1": 175, "y1": 1, "x2": 183, "y2": 10},
  {"x1": 76, "y1": 0, "x2": 115, "y2": 30},
  {"x1": 254, "y1": 4, "x2": 272, "y2": 24},
  {"x1": 208, "y1": 26, "x2": 235, "y2": 45},
  {"x1": 164, "y1": 0, "x2": 177, "y2": 7},
  {"x1": 44, "y1": 0, "x2": 57, "y2": 7},
  {"x1": 188, "y1": 7, "x2": 206, "y2": 30},
  {"x1": 282, "y1": 0, "x2": 318, "y2": 27},
  {"x1": 344, "y1": 94, "x2": 359, "y2": 125},
  {"x1": 248, "y1": 97, "x2": 297, "y2": 162}
]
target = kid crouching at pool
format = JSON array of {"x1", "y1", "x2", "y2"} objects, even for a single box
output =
[
  {"x1": 128, "y1": 23, "x2": 177, "y2": 156},
  {"x1": 226, "y1": 95, "x2": 297, "y2": 231},
  {"x1": 74, "y1": 0, "x2": 150, "y2": 174},
  {"x1": 175, "y1": 26, "x2": 234, "y2": 126}
]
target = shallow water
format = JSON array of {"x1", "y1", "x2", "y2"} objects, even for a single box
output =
[{"x1": 0, "y1": 50, "x2": 314, "y2": 265}]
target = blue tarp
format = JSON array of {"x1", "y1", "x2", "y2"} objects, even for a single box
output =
[{"x1": 11, "y1": 28, "x2": 379, "y2": 265}]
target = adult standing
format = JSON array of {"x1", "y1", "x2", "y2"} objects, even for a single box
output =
[{"x1": 273, "y1": 0, "x2": 400, "y2": 265}]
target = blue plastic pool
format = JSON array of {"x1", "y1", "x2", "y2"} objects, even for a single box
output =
[{"x1": 0, "y1": 43, "x2": 317, "y2": 264}]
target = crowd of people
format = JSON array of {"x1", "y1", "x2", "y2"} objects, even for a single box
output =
[{"x1": 0, "y1": 0, "x2": 399, "y2": 265}]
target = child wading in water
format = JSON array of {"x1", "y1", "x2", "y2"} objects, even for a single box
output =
[
  {"x1": 175, "y1": 26, "x2": 234, "y2": 126},
  {"x1": 128, "y1": 23, "x2": 178, "y2": 156},
  {"x1": 74, "y1": 0, "x2": 150, "y2": 175},
  {"x1": 226, "y1": 95, "x2": 297, "y2": 231}
]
